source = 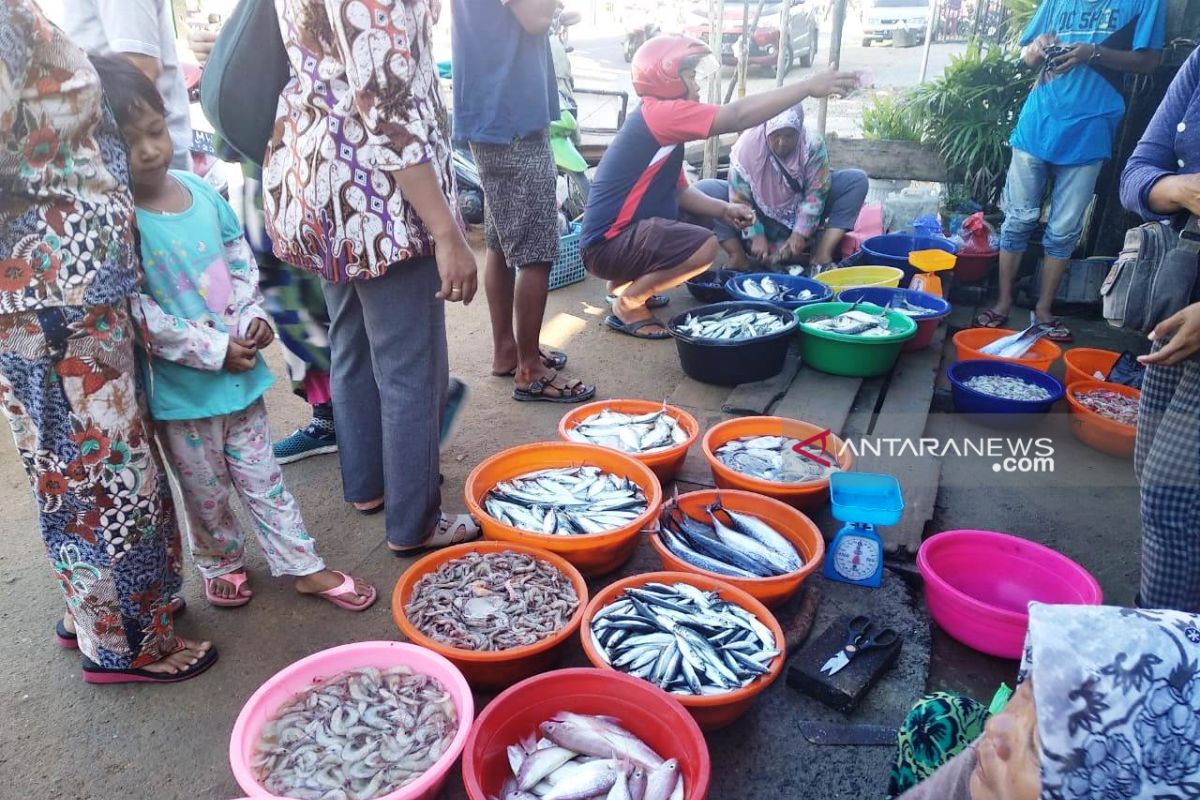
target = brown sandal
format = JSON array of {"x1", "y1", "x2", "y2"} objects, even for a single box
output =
[{"x1": 513, "y1": 371, "x2": 597, "y2": 404}]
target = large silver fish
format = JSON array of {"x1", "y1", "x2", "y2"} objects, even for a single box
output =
[
  {"x1": 673, "y1": 309, "x2": 791, "y2": 341},
  {"x1": 802, "y1": 309, "x2": 893, "y2": 337},
  {"x1": 589, "y1": 582, "x2": 779, "y2": 697},
  {"x1": 656, "y1": 498, "x2": 803, "y2": 578},
  {"x1": 484, "y1": 467, "x2": 648, "y2": 536},
  {"x1": 736, "y1": 275, "x2": 814, "y2": 302},
  {"x1": 714, "y1": 435, "x2": 840, "y2": 483},
  {"x1": 565, "y1": 406, "x2": 688, "y2": 455}
]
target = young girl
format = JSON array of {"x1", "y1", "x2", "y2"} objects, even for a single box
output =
[{"x1": 91, "y1": 54, "x2": 375, "y2": 612}]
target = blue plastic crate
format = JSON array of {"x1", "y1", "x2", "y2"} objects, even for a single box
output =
[
  {"x1": 549, "y1": 224, "x2": 586, "y2": 291},
  {"x1": 829, "y1": 472, "x2": 904, "y2": 526}
]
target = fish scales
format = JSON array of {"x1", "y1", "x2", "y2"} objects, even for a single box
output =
[
  {"x1": 590, "y1": 582, "x2": 777, "y2": 696},
  {"x1": 406, "y1": 550, "x2": 579, "y2": 651}
]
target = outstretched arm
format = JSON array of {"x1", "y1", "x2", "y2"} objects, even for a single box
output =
[{"x1": 711, "y1": 71, "x2": 860, "y2": 136}]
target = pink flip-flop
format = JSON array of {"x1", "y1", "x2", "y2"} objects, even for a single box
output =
[
  {"x1": 205, "y1": 572, "x2": 252, "y2": 608},
  {"x1": 312, "y1": 570, "x2": 377, "y2": 612}
]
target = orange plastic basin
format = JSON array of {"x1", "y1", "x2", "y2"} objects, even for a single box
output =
[
  {"x1": 464, "y1": 442, "x2": 663, "y2": 577},
  {"x1": 650, "y1": 489, "x2": 824, "y2": 608},
  {"x1": 580, "y1": 571, "x2": 786, "y2": 731},
  {"x1": 953, "y1": 328, "x2": 1063, "y2": 372},
  {"x1": 391, "y1": 541, "x2": 588, "y2": 691},
  {"x1": 701, "y1": 416, "x2": 854, "y2": 511},
  {"x1": 1063, "y1": 348, "x2": 1121, "y2": 388},
  {"x1": 1066, "y1": 380, "x2": 1140, "y2": 459},
  {"x1": 558, "y1": 400, "x2": 700, "y2": 483}
]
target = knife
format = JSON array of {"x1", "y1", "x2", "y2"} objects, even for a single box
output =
[{"x1": 798, "y1": 720, "x2": 899, "y2": 746}]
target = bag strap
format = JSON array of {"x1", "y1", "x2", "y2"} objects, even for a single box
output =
[{"x1": 770, "y1": 151, "x2": 806, "y2": 196}]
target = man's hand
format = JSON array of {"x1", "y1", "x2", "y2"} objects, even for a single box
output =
[
  {"x1": 187, "y1": 26, "x2": 218, "y2": 66},
  {"x1": 798, "y1": 70, "x2": 862, "y2": 100},
  {"x1": 224, "y1": 338, "x2": 258, "y2": 373},
  {"x1": 723, "y1": 203, "x2": 756, "y2": 231},
  {"x1": 1026, "y1": 32, "x2": 1057, "y2": 64},
  {"x1": 245, "y1": 318, "x2": 274, "y2": 349},
  {"x1": 749, "y1": 234, "x2": 770, "y2": 260},
  {"x1": 1048, "y1": 43, "x2": 1095, "y2": 74},
  {"x1": 785, "y1": 231, "x2": 809, "y2": 257},
  {"x1": 434, "y1": 234, "x2": 479, "y2": 305},
  {"x1": 1140, "y1": 303, "x2": 1200, "y2": 366}
]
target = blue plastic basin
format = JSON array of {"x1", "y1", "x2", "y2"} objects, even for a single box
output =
[
  {"x1": 861, "y1": 234, "x2": 958, "y2": 287},
  {"x1": 948, "y1": 360, "x2": 1064, "y2": 417},
  {"x1": 724, "y1": 272, "x2": 833, "y2": 310},
  {"x1": 835, "y1": 287, "x2": 950, "y2": 321}
]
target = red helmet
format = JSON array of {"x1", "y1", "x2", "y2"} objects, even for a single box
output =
[{"x1": 631, "y1": 35, "x2": 712, "y2": 100}]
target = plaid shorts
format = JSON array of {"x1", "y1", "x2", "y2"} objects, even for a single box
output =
[
  {"x1": 470, "y1": 132, "x2": 560, "y2": 268},
  {"x1": 1136, "y1": 346, "x2": 1200, "y2": 611}
]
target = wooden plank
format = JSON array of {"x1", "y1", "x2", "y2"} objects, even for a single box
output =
[
  {"x1": 773, "y1": 367, "x2": 863, "y2": 436},
  {"x1": 667, "y1": 381, "x2": 732, "y2": 414},
  {"x1": 722, "y1": 351, "x2": 801, "y2": 416},
  {"x1": 672, "y1": 410, "x2": 726, "y2": 488},
  {"x1": 869, "y1": 326, "x2": 946, "y2": 442},
  {"x1": 857, "y1": 455, "x2": 941, "y2": 558}
]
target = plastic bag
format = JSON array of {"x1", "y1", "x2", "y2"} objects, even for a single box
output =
[
  {"x1": 1105, "y1": 351, "x2": 1146, "y2": 391},
  {"x1": 955, "y1": 212, "x2": 994, "y2": 255},
  {"x1": 883, "y1": 187, "x2": 941, "y2": 233}
]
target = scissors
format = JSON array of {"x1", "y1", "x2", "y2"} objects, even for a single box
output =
[{"x1": 820, "y1": 616, "x2": 899, "y2": 676}]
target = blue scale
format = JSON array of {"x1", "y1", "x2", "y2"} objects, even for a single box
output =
[{"x1": 823, "y1": 472, "x2": 904, "y2": 588}]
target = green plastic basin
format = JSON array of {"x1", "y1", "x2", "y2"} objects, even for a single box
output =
[{"x1": 793, "y1": 302, "x2": 918, "y2": 377}]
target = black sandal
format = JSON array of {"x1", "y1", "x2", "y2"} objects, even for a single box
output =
[
  {"x1": 513, "y1": 372, "x2": 597, "y2": 404},
  {"x1": 81, "y1": 644, "x2": 219, "y2": 685},
  {"x1": 607, "y1": 293, "x2": 669, "y2": 309},
  {"x1": 492, "y1": 348, "x2": 568, "y2": 377},
  {"x1": 604, "y1": 315, "x2": 672, "y2": 340}
]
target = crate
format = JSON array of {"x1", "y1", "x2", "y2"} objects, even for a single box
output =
[
  {"x1": 1032, "y1": 256, "x2": 1113, "y2": 306},
  {"x1": 549, "y1": 224, "x2": 586, "y2": 291}
]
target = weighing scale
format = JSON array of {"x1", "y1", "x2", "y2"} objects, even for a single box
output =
[
  {"x1": 908, "y1": 249, "x2": 956, "y2": 298},
  {"x1": 823, "y1": 472, "x2": 904, "y2": 588}
]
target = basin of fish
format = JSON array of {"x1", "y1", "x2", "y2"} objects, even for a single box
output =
[
  {"x1": 484, "y1": 467, "x2": 649, "y2": 536},
  {"x1": 1076, "y1": 388, "x2": 1138, "y2": 426},
  {"x1": 564, "y1": 406, "x2": 688, "y2": 455},
  {"x1": 492, "y1": 712, "x2": 684, "y2": 800},
  {"x1": 963, "y1": 374, "x2": 1054, "y2": 402},
  {"x1": 656, "y1": 497, "x2": 803, "y2": 579},
  {"x1": 252, "y1": 666, "x2": 457, "y2": 800},
  {"x1": 672, "y1": 308, "x2": 793, "y2": 342},
  {"x1": 801, "y1": 309, "x2": 894, "y2": 337},
  {"x1": 734, "y1": 275, "x2": 815, "y2": 303},
  {"x1": 714, "y1": 435, "x2": 841, "y2": 483},
  {"x1": 590, "y1": 581, "x2": 779, "y2": 697},
  {"x1": 405, "y1": 550, "x2": 579, "y2": 651}
]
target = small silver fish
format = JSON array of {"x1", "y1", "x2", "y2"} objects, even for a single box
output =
[
  {"x1": 714, "y1": 435, "x2": 840, "y2": 483},
  {"x1": 565, "y1": 406, "x2": 688, "y2": 455},
  {"x1": 485, "y1": 467, "x2": 648, "y2": 535},
  {"x1": 963, "y1": 374, "x2": 1053, "y2": 402},
  {"x1": 738, "y1": 276, "x2": 814, "y2": 302},
  {"x1": 673, "y1": 309, "x2": 791, "y2": 341}
]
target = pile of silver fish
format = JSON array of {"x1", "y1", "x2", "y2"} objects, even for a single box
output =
[
  {"x1": 252, "y1": 666, "x2": 457, "y2": 800},
  {"x1": 979, "y1": 320, "x2": 1052, "y2": 359},
  {"x1": 657, "y1": 498, "x2": 802, "y2": 578},
  {"x1": 589, "y1": 581, "x2": 779, "y2": 696},
  {"x1": 564, "y1": 406, "x2": 688, "y2": 455},
  {"x1": 1076, "y1": 388, "x2": 1138, "y2": 426},
  {"x1": 801, "y1": 309, "x2": 893, "y2": 337},
  {"x1": 484, "y1": 467, "x2": 648, "y2": 535},
  {"x1": 405, "y1": 550, "x2": 579, "y2": 651},
  {"x1": 714, "y1": 435, "x2": 840, "y2": 483},
  {"x1": 673, "y1": 308, "x2": 791, "y2": 341},
  {"x1": 963, "y1": 374, "x2": 1053, "y2": 402},
  {"x1": 493, "y1": 712, "x2": 684, "y2": 800},
  {"x1": 736, "y1": 275, "x2": 814, "y2": 303}
]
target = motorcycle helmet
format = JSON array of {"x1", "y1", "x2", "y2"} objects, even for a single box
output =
[{"x1": 631, "y1": 34, "x2": 713, "y2": 100}]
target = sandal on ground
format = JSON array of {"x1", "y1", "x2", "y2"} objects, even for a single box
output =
[
  {"x1": 492, "y1": 348, "x2": 569, "y2": 377},
  {"x1": 604, "y1": 315, "x2": 672, "y2": 340},
  {"x1": 1036, "y1": 320, "x2": 1073, "y2": 343},
  {"x1": 390, "y1": 513, "x2": 481, "y2": 557},
  {"x1": 81, "y1": 642, "x2": 219, "y2": 685},
  {"x1": 973, "y1": 309, "x2": 1009, "y2": 328},
  {"x1": 606, "y1": 293, "x2": 669, "y2": 310},
  {"x1": 308, "y1": 570, "x2": 377, "y2": 612},
  {"x1": 57, "y1": 596, "x2": 187, "y2": 650},
  {"x1": 354, "y1": 499, "x2": 385, "y2": 516},
  {"x1": 512, "y1": 371, "x2": 597, "y2": 403},
  {"x1": 205, "y1": 571, "x2": 252, "y2": 608}
]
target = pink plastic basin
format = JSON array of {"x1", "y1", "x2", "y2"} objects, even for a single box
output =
[
  {"x1": 229, "y1": 641, "x2": 475, "y2": 800},
  {"x1": 918, "y1": 530, "x2": 1103, "y2": 659}
]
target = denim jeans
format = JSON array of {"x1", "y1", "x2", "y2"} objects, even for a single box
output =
[{"x1": 998, "y1": 149, "x2": 1104, "y2": 260}]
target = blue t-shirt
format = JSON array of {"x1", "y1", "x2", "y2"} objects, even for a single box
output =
[
  {"x1": 136, "y1": 171, "x2": 273, "y2": 421},
  {"x1": 1010, "y1": 0, "x2": 1166, "y2": 166},
  {"x1": 582, "y1": 99, "x2": 720, "y2": 248},
  {"x1": 451, "y1": 0, "x2": 559, "y2": 144}
]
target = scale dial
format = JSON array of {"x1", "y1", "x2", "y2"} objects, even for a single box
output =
[{"x1": 832, "y1": 534, "x2": 881, "y2": 580}]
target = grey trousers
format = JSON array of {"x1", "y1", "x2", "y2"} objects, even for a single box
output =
[
  {"x1": 322, "y1": 257, "x2": 448, "y2": 548},
  {"x1": 697, "y1": 169, "x2": 870, "y2": 242}
]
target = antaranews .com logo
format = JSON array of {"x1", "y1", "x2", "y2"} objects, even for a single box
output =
[{"x1": 792, "y1": 430, "x2": 1057, "y2": 474}]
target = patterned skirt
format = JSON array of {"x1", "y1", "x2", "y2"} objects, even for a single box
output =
[{"x1": 0, "y1": 303, "x2": 183, "y2": 668}]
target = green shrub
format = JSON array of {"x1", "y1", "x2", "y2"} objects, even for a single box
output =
[{"x1": 861, "y1": 92, "x2": 923, "y2": 142}]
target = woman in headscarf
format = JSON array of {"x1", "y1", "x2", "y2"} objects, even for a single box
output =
[
  {"x1": 897, "y1": 602, "x2": 1200, "y2": 799},
  {"x1": 702, "y1": 105, "x2": 868, "y2": 272}
]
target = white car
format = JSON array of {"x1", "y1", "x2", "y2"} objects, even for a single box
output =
[{"x1": 861, "y1": 0, "x2": 930, "y2": 47}]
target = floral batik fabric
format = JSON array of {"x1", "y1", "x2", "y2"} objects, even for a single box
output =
[
  {"x1": 262, "y1": 0, "x2": 458, "y2": 283},
  {"x1": 887, "y1": 692, "x2": 992, "y2": 798},
  {"x1": 1021, "y1": 603, "x2": 1200, "y2": 800},
  {"x1": 0, "y1": 304, "x2": 183, "y2": 669},
  {"x1": 0, "y1": 1, "x2": 140, "y2": 312}
]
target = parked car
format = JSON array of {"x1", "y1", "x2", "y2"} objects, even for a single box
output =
[
  {"x1": 861, "y1": 0, "x2": 930, "y2": 47},
  {"x1": 685, "y1": 0, "x2": 819, "y2": 78}
]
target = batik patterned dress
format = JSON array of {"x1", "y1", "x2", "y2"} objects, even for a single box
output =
[{"x1": 0, "y1": 0, "x2": 182, "y2": 669}]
